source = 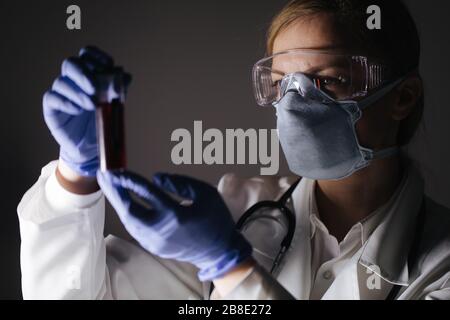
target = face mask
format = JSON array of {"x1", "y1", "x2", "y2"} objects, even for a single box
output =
[{"x1": 274, "y1": 73, "x2": 402, "y2": 180}]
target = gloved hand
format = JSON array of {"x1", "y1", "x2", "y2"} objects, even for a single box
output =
[
  {"x1": 43, "y1": 46, "x2": 131, "y2": 176},
  {"x1": 97, "y1": 170, "x2": 253, "y2": 281}
]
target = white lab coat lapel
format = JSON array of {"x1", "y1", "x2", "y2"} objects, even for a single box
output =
[
  {"x1": 324, "y1": 164, "x2": 424, "y2": 299},
  {"x1": 276, "y1": 179, "x2": 313, "y2": 299},
  {"x1": 358, "y1": 165, "x2": 424, "y2": 286}
]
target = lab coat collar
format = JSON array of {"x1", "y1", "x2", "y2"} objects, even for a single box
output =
[
  {"x1": 277, "y1": 162, "x2": 423, "y2": 298},
  {"x1": 308, "y1": 185, "x2": 388, "y2": 246},
  {"x1": 358, "y1": 164, "x2": 424, "y2": 286}
]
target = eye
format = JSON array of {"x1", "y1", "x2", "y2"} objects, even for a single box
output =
[
  {"x1": 313, "y1": 75, "x2": 349, "y2": 88},
  {"x1": 309, "y1": 74, "x2": 351, "y2": 100}
]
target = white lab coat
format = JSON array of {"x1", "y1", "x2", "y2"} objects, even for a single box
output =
[{"x1": 17, "y1": 161, "x2": 450, "y2": 299}]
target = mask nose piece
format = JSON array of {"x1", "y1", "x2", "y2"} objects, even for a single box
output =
[
  {"x1": 291, "y1": 79, "x2": 305, "y2": 97},
  {"x1": 280, "y1": 75, "x2": 305, "y2": 98}
]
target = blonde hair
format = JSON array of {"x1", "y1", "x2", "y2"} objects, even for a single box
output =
[{"x1": 267, "y1": 1, "x2": 334, "y2": 55}]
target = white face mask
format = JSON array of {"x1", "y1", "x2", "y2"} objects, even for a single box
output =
[{"x1": 274, "y1": 73, "x2": 402, "y2": 180}]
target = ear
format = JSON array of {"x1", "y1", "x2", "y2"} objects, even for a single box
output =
[{"x1": 391, "y1": 75, "x2": 423, "y2": 121}]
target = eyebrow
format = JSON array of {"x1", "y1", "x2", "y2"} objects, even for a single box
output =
[
  {"x1": 272, "y1": 45, "x2": 351, "y2": 55},
  {"x1": 272, "y1": 59, "x2": 350, "y2": 76},
  {"x1": 303, "y1": 63, "x2": 350, "y2": 74}
]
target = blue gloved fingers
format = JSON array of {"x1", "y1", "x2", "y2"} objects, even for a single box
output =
[
  {"x1": 152, "y1": 173, "x2": 196, "y2": 200},
  {"x1": 80, "y1": 52, "x2": 112, "y2": 74},
  {"x1": 43, "y1": 90, "x2": 85, "y2": 117},
  {"x1": 61, "y1": 57, "x2": 96, "y2": 95},
  {"x1": 80, "y1": 55, "x2": 107, "y2": 73},
  {"x1": 79, "y1": 46, "x2": 114, "y2": 68},
  {"x1": 107, "y1": 170, "x2": 179, "y2": 212},
  {"x1": 98, "y1": 171, "x2": 252, "y2": 279},
  {"x1": 51, "y1": 76, "x2": 96, "y2": 111},
  {"x1": 97, "y1": 171, "x2": 152, "y2": 223},
  {"x1": 152, "y1": 173, "x2": 216, "y2": 200},
  {"x1": 79, "y1": 47, "x2": 131, "y2": 97},
  {"x1": 78, "y1": 47, "x2": 131, "y2": 89}
]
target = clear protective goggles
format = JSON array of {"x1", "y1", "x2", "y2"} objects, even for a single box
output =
[{"x1": 252, "y1": 49, "x2": 390, "y2": 107}]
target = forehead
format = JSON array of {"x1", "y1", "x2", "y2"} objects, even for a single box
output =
[{"x1": 273, "y1": 13, "x2": 349, "y2": 54}]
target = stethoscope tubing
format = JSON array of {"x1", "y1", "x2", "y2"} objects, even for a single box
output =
[{"x1": 236, "y1": 179, "x2": 301, "y2": 274}]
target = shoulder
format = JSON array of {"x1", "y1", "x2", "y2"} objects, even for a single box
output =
[
  {"x1": 422, "y1": 197, "x2": 450, "y2": 249},
  {"x1": 409, "y1": 197, "x2": 450, "y2": 298},
  {"x1": 418, "y1": 197, "x2": 450, "y2": 269},
  {"x1": 217, "y1": 173, "x2": 298, "y2": 221},
  {"x1": 17, "y1": 161, "x2": 58, "y2": 216}
]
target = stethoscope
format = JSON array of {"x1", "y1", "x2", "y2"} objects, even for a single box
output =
[
  {"x1": 231, "y1": 178, "x2": 426, "y2": 300},
  {"x1": 236, "y1": 179, "x2": 301, "y2": 274},
  {"x1": 207, "y1": 179, "x2": 301, "y2": 298}
]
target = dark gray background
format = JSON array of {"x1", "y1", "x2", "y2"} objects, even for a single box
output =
[{"x1": 1, "y1": 0, "x2": 449, "y2": 299}]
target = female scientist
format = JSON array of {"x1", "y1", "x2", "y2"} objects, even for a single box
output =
[{"x1": 18, "y1": 0, "x2": 450, "y2": 299}]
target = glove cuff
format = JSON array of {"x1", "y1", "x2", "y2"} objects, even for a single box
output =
[
  {"x1": 197, "y1": 232, "x2": 253, "y2": 282},
  {"x1": 59, "y1": 151, "x2": 99, "y2": 177}
]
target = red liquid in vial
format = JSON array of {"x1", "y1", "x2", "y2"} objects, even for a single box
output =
[{"x1": 96, "y1": 99, "x2": 126, "y2": 171}]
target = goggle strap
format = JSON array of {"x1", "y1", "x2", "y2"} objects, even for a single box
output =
[{"x1": 358, "y1": 77, "x2": 405, "y2": 110}]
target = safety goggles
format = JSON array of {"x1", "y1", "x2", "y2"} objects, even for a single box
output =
[{"x1": 252, "y1": 49, "x2": 390, "y2": 107}]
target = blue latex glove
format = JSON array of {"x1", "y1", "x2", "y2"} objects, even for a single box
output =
[
  {"x1": 97, "y1": 170, "x2": 253, "y2": 281},
  {"x1": 43, "y1": 46, "x2": 131, "y2": 176}
]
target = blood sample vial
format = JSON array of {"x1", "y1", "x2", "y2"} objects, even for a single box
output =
[{"x1": 95, "y1": 74, "x2": 126, "y2": 172}]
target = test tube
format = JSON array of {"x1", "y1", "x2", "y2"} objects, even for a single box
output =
[{"x1": 95, "y1": 73, "x2": 126, "y2": 172}]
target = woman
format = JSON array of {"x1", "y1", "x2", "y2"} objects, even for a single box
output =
[{"x1": 18, "y1": 0, "x2": 450, "y2": 299}]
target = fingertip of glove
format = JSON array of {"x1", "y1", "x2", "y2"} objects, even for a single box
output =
[
  {"x1": 152, "y1": 172, "x2": 169, "y2": 185},
  {"x1": 61, "y1": 57, "x2": 77, "y2": 74},
  {"x1": 79, "y1": 45, "x2": 114, "y2": 67},
  {"x1": 79, "y1": 45, "x2": 96, "y2": 56}
]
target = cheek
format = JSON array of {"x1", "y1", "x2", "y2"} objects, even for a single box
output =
[{"x1": 354, "y1": 100, "x2": 398, "y2": 149}]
